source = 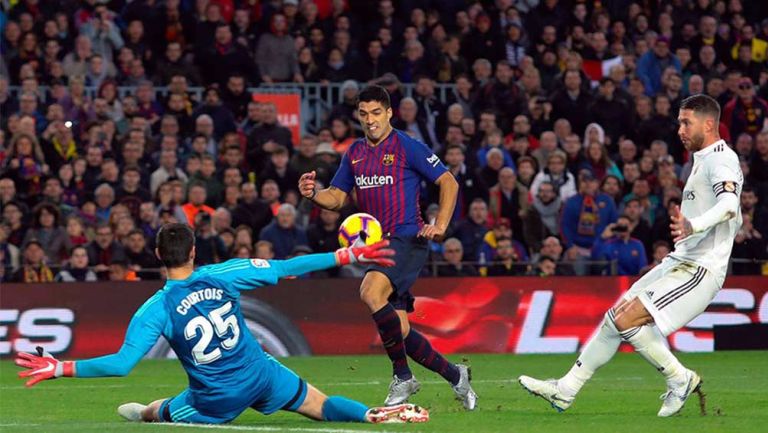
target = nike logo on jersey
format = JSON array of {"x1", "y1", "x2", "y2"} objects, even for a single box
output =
[{"x1": 352, "y1": 158, "x2": 365, "y2": 165}]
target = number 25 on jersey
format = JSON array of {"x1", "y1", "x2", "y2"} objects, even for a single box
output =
[{"x1": 184, "y1": 301, "x2": 240, "y2": 365}]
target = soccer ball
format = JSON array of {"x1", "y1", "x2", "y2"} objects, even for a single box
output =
[{"x1": 338, "y1": 213, "x2": 383, "y2": 247}]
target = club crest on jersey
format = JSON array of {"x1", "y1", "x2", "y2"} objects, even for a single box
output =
[
  {"x1": 724, "y1": 181, "x2": 736, "y2": 192},
  {"x1": 382, "y1": 154, "x2": 395, "y2": 166}
]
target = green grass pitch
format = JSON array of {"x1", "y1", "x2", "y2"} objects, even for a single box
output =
[{"x1": 1, "y1": 352, "x2": 766, "y2": 433}]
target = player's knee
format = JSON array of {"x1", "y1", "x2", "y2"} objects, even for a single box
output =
[
  {"x1": 359, "y1": 282, "x2": 388, "y2": 310},
  {"x1": 613, "y1": 300, "x2": 648, "y2": 331}
]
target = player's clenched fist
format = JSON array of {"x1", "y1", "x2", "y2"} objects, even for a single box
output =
[{"x1": 299, "y1": 171, "x2": 317, "y2": 199}]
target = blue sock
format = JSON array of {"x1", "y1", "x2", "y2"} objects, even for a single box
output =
[{"x1": 322, "y1": 396, "x2": 369, "y2": 422}]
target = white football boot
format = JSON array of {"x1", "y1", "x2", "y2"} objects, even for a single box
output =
[
  {"x1": 452, "y1": 364, "x2": 478, "y2": 410},
  {"x1": 518, "y1": 375, "x2": 573, "y2": 412},
  {"x1": 117, "y1": 403, "x2": 146, "y2": 422},
  {"x1": 384, "y1": 375, "x2": 421, "y2": 406},
  {"x1": 366, "y1": 403, "x2": 429, "y2": 423},
  {"x1": 658, "y1": 369, "x2": 703, "y2": 417}
]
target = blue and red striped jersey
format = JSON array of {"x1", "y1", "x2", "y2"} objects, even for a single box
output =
[{"x1": 330, "y1": 129, "x2": 448, "y2": 236}]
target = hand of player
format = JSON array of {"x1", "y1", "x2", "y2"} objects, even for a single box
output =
[
  {"x1": 15, "y1": 346, "x2": 74, "y2": 387},
  {"x1": 669, "y1": 204, "x2": 693, "y2": 243},
  {"x1": 299, "y1": 171, "x2": 317, "y2": 199},
  {"x1": 418, "y1": 224, "x2": 447, "y2": 241},
  {"x1": 335, "y1": 239, "x2": 395, "y2": 267}
]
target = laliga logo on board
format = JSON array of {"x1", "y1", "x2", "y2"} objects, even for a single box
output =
[{"x1": 355, "y1": 174, "x2": 394, "y2": 189}]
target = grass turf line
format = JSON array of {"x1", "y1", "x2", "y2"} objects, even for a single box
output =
[{"x1": 1, "y1": 352, "x2": 766, "y2": 433}]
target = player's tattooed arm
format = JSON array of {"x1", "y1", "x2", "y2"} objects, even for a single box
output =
[{"x1": 670, "y1": 205, "x2": 694, "y2": 243}]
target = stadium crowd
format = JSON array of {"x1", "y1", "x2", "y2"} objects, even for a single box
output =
[{"x1": 2, "y1": 0, "x2": 768, "y2": 282}]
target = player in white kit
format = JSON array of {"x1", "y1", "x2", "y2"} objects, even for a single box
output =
[{"x1": 519, "y1": 94, "x2": 743, "y2": 417}]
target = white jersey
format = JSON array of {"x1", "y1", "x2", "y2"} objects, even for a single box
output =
[{"x1": 670, "y1": 139, "x2": 743, "y2": 283}]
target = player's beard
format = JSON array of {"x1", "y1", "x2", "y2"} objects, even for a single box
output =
[{"x1": 690, "y1": 131, "x2": 705, "y2": 152}]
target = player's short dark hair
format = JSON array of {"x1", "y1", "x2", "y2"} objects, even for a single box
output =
[
  {"x1": 680, "y1": 94, "x2": 721, "y2": 121},
  {"x1": 156, "y1": 223, "x2": 195, "y2": 268},
  {"x1": 357, "y1": 85, "x2": 391, "y2": 109}
]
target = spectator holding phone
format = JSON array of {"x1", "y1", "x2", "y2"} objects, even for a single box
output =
[{"x1": 591, "y1": 215, "x2": 647, "y2": 276}]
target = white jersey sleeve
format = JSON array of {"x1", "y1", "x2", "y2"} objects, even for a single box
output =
[{"x1": 669, "y1": 140, "x2": 743, "y2": 284}]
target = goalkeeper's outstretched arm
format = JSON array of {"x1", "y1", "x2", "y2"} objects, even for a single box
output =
[{"x1": 15, "y1": 294, "x2": 167, "y2": 386}]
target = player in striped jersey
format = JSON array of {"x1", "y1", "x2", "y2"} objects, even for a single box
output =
[
  {"x1": 15, "y1": 223, "x2": 429, "y2": 425},
  {"x1": 299, "y1": 85, "x2": 477, "y2": 410},
  {"x1": 519, "y1": 94, "x2": 742, "y2": 417}
]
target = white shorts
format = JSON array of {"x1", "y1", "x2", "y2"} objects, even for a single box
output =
[{"x1": 622, "y1": 256, "x2": 720, "y2": 336}]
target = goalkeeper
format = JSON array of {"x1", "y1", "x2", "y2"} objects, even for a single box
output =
[{"x1": 15, "y1": 223, "x2": 429, "y2": 425}]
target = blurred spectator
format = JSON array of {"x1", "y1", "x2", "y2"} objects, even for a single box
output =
[
  {"x1": 2, "y1": 201, "x2": 27, "y2": 247},
  {"x1": 109, "y1": 259, "x2": 138, "y2": 281},
  {"x1": 55, "y1": 245, "x2": 98, "y2": 282},
  {"x1": 722, "y1": 77, "x2": 768, "y2": 139},
  {"x1": 10, "y1": 239, "x2": 54, "y2": 283},
  {"x1": 255, "y1": 240, "x2": 275, "y2": 260},
  {"x1": 479, "y1": 217, "x2": 528, "y2": 265},
  {"x1": 528, "y1": 255, "x2": 557, "y2": 277},
  {"x1": 193, "y1": 87, "x2": 237, "y2": 141},
  {"x1": 488, "y1": 167, "x2": 526, "y2": 235},
  {"x1": 590, "y1": 78, "x2": 632, "y2": 145},
  {"x1": 193, "y1": 211, "x2": 228, "y2": 265},
  {"x1": 624, "y1": 178, "x2": 659, "y2": 224},
  {"x1": 451, "y1": 198, "x2": 489, "y2": 263},
  {"x1": 307, "y1": 208, "x2": 341, "y2": 254},
  {"x1": 523, "y1": 180, "x2": 562, "y2": 252},
  {"x1": 0, "y1": 221, "x2": 20, "y2": 280},
  {"x1": 150, "y1": 149, "x2": 188, "y2": 196},
  {"x1": 87, "y1": 222, "x2": 126, "y2": 280},
  {"x1": 190, "y1": 155, "x2": 224, "y2": 208},
  {"x1": 732, "y1": 213, "x2": 768, "y2": 275},
  {"x1": 181, "y1": 183, "x2": 215, "y2": 229},
  {"x1": 551, "y1": 69, "x2": 593, "y2": 135},
  {"x1": 530, "y1": 150, "x2": 577, "y2": 202},
  {"x1": 231, "y1": 182, "x2": 273, "y2": 236},
  {"x1": 487, "y1": 237, "x2": 524, "y2": 276},
  {"x1": 124, "y1": 228, "x2": 161, "y2": 280},
  {"x1": 637, "y1": 36, "x2": 681, "y2": 96},
  {"x1": 436, "y1": 237, "x2": 478, "y2": 277},
  {"x1": 591, "y1": 215, "x2": 647, "y2": 276},
  {"x1": 624, "y1": 198, "x2": 653, "y2": 260},
  {"x1": 443, "y1": 143, "x2": 487, "y2": 222},
  {"x1": 741, "y1": 185, "x2": 768, "y2": 236},
  {"x1": 200, "y1": 23, "x2": 257, "y2": 86},
  {"x1": 561, "y1": 172, "x2": 618, "y2": 271},
  {"x1": 22, "y1": 202, "x2": 66, "y2": 262},
  {"x1": 640, "y1": 240, "x2": 671, "y2": 276},
  {"x1": 259, "y1": 203, "x2": 307, "y2": 259},
  {"x1": 580, "y1": 141, "x2": 623, "y2": 182},
  {"x1": 247, "y1": 102, "x2": 293, "y2": 173},
  {"x1": 4, "y1": 132, "x2": 49, "y2": 199}
]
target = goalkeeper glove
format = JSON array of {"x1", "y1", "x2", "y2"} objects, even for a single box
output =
[
  {"x1": 15, "y1": 346, "x2": 75, "y2": 387},
  {"x1": 335, "y1": 239, "x2": 395, "y2": 267}
]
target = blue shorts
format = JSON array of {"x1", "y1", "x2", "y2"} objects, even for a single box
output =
[
  {"x1": 159, "y1": 356, "x2": 308, "y2": 424},
  {"x1": 366, "y1": 234, "x2": 428, "y2": 312}
]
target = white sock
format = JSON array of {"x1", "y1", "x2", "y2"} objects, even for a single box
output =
[
  {"x1": 620, "y1": 325, "x2": 687, "y2": 384},
  {"x1": 558, "y1": 310, "x2": 622, "y2": 398}
]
